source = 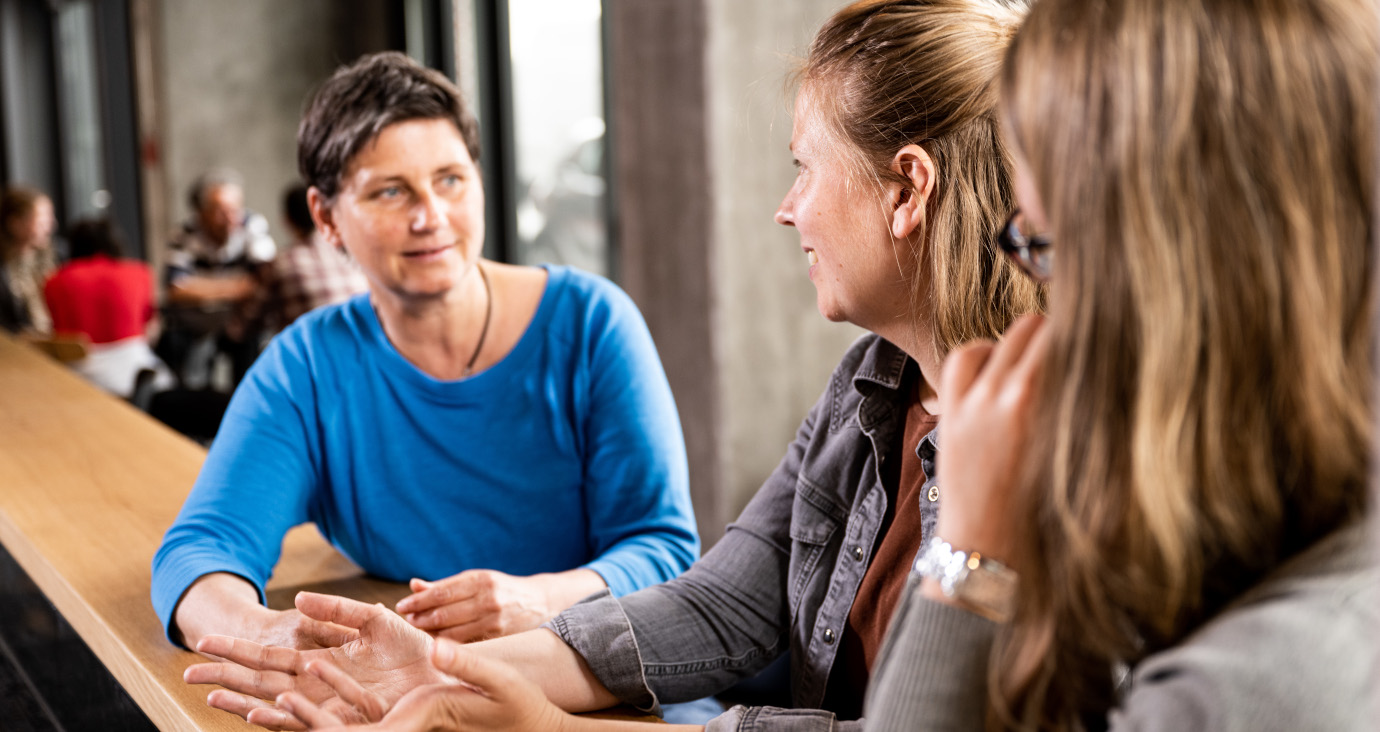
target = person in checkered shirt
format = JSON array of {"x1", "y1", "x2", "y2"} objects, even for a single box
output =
[{"x1": 258, "y1": 183, "x2": 369, "y2": 329}]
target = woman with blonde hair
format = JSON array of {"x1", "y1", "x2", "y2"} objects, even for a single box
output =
[
  {"x1": 865, "y1": 0, "x2": 1379, "y2": 729},
  {"x1": 181, "y1": 1, "x2": 1043, "y2": 729}
]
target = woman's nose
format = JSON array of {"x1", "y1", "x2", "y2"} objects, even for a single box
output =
[
  {"x1": 774, "y1": 194, "x2": 795, "y2": 227},
  {"x1": 411, "y1": 190, "x2": 445, "y2": 232}
]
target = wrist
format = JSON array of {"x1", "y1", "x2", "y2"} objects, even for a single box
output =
[
  {"x1": 914, "y1": 536, "x2": 1017, "y2": 623},
  {"x1": 173, "y1": 573, "x2": 266, "y2": 649},
  {"x1": 540, "y1": 569, "x2": 606, "y2": 616}
]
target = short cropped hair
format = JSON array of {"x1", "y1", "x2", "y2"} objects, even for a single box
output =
[
  {"x1": 298, "y1": 52, "x2": 481, "y2": 200},
  {"x1": 283, "y1": 183, "x2": 314, "y2": 235},
  {"x1": 67, "y1": 218, "x2": 125, "y2": 260},
  {"x1": 188, "y1": 168, "x2": 244, "y2": 211}
]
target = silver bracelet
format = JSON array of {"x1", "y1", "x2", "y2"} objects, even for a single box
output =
[{"x1": 914, "y1": 535, "x2": 1018, "y2": 622}]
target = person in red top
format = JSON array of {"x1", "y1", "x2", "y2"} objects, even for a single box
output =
[{"x1": 45, "y1": 218, "x2": 174, "y2": 397}]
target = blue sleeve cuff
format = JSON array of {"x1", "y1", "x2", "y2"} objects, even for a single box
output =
[
  {"x1": 151, "y1": 549, "x2": 267, "y2": 648},
  {"x1": 583, "y1": 537, "x2": 696, "y2": 598}
]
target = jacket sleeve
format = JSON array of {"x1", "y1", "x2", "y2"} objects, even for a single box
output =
[
  {"x1": 707, "y1": 705, "x2": 860, "y2": 731},
  {"x1": 864, "y1": 530, "x2": 1380, "y2": 732},
  {"x1": 862, "y1": 577, "x2": 996, "y2": 732},
  {"x1": 549, "y1": 378, "x2": 830, "y2": 712},
  {"x1": 576, "y1": 282, "x2": 699, "y2": 596},
  {"x1": 149, "y1": 332, "x2": 320, "y2": 646}
]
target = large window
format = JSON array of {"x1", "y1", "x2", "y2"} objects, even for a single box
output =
[{"x1": 465, "y1": 0, "x2": 611, "y2": 278}]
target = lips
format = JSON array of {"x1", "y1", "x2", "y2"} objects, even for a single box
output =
[{"x1": 403, "y1": 244, "x2": 453, "y2": 259}]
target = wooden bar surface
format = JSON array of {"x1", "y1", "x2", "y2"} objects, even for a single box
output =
[
  {"x1": 0, "y1": 334, "x2": 663, "y2": 729},
  {"x1": 0, "y1": 333, "x2": 407, "y2": 730}
]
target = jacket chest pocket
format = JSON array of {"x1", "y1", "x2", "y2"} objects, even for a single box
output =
[{"x1": 786, "y1": 477, "x2": 846, "y2": 616}]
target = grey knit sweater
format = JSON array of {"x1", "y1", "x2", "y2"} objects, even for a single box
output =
[{"x1": 864, "y1": 523, "x2": 1378, "y2": 731}]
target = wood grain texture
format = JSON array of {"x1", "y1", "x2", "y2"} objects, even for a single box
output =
[{"x1": 0, "y1": 334, "x2": 405, "y2": 730}]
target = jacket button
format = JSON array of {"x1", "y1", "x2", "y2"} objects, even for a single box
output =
[
  {"x1": 851, "y1": 546, "x2": 864, "y2": 561},
  {"x1": 823, "y1": 628, "x2": 836, "y2": 644},
  {"x1": 927, "y1": 484, "x2": 940, "y2": 502}
]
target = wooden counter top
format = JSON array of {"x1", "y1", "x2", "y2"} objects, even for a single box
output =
[{"x1": 0, "y1": 334, "x2": 407, "y2": 730}]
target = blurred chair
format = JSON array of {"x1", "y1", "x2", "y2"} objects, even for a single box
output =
[{"x1": 25, "y1": 334, "x2": 89, "y2": 363}]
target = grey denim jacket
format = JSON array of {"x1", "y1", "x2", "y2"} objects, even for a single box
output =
[{"x1": 549, "y1": 334, "x2": 941, "y2": 731}]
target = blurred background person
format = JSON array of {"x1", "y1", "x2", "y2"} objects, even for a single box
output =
[
  {"x1": 0, "y1": 186, "x2": 58, "y2": 334},
  {"x1": 44, "y1": 218, "x2": 175, "y2": 399},
  {"x1": 159, "y1": 168, "x2": 277, "y2": 388},
  {"x1": 254, "y1": 182, "x2": 368, "y2": 332}
]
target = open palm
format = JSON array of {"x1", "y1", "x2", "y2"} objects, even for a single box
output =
[{"x1": 186, "y1": 592, "x2": 447, "y2": 730}]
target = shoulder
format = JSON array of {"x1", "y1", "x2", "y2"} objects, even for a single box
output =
[
  {"x1": 266, "y1": 295, "x2": 371, "y2": 365},
  {"x1": 1119, "y1": 524, "x2": 1378, "y2": 731},
  {"x1": 539, "y1": 265, "x2": 646, "y2": 337},
  {"x1": 545, "y1": 265, "x2": 635, "y2": 312}
]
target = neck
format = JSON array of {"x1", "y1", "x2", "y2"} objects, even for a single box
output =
[
  {"x1": 872, "y1": 319, "x2": 943, "y2": 414},
  {"x1": 372, "y1": 264, "x2": 490, "y2": 379}
]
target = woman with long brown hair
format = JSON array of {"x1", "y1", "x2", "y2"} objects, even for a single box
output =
[
  {"x1": 0, "y1": 186, "x2": 57, "y2": 333},
  {"x1": 865, "y1": 0, "x2": 1379, "y2": 729}
]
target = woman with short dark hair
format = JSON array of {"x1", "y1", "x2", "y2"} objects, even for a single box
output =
[
  {"x1": 44, "y1": 218, "x2": 174, "y2": 397},
  {"x1": 152, "y1": 51, "x2": 699, "y2": 656}
]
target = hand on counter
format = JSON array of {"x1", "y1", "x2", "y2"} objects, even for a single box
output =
[
  {"x1": 395, "y1": 568, "x2": 606, "y2": 643},
  {"x1": 176, "y1": 573, "x2": 359, "y2": 653},
  {"x1": 275, "y1": 638, "x2": 569, "y2": 732},
  {"x1": 185, "y1": 592, "x2": 447, "y2": 730}
]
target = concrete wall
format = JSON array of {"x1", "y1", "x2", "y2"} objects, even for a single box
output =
[
  {"x1": 706, "y1": 0, "x2": 864, "y2": 525},
  {"x1": 157, "y1": 0, "x2": 340, "y2": 248}
]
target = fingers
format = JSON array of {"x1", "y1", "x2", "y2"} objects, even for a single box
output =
[
  {"x1": 940, "y1": 341, "x2": 994, "y2": 407},
  {"x1": 435, "y1": 620, "x2": 499, "y2": 644},
  {"x1": 244, "y1": 702, "x2": 310, "y2": 731},
  {"x1": 940, "y1": 314, "x2": 1048, "y2": 408},
  {"x1": 275, "y1": 690, "x2": 346, "y2": 729},
  {"x1": 987, "y1": 313, "x2": 1046, "y2": 375},
  {"x1": 207, "y1": 688, "x2": 303, "y2": 729},
  {"x1": 305, "y1": 660, "x2": 391, "y2": 722},
  {"x1": 1014, "y1": 314, "x2": 1051, "y2": 380},
  {"x1": 406, "y1": 600, "x2": 494, "y2": 634},
  {"x1": 396, "y1": 573, "x2": 481, "y2": 615},
  {"x1": 429, "y1": 639, "x2": 518, "y2": 697},
  {"x1": 196, "y1": 635, "x2": 302, "y2": 673},
  {"x1": 296, "y1": 592, "x2": 385, "y2": 631},
  {"x1": 186, "y1": 660, "x2": 297, "y2": 700},
  {"x1": 298, "y1": 616, "x2": 360, "y2": 650}
]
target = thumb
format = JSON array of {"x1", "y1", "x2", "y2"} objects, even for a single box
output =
[{"x1": 431, "y1": 640, "x2": 522, "y2": 697}]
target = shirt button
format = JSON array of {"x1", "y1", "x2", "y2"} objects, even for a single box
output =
[
  {"x1": 851, "y1": 546, "x2": 864, "y2": 561},
  {"x1": 927, "y1": 484, "x2": 940, "y2": 502},
  {"x1": 823, "y1": 628, "x2": 836, "y2": 644}
]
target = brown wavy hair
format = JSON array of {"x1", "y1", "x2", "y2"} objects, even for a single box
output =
[
  {"x1": 0, "y1": 186, "x2": 47, "y2": 255},
  {"x1": 996, "y1": 0, "x2": 1376, "y2": 728},
  {"x1": 802, "y1": 0, "x2": 1044, "y2": 357}
]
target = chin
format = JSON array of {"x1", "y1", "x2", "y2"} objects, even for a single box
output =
[{"x1": 816, "y1": 299, "x2": 849, "y2": 323}]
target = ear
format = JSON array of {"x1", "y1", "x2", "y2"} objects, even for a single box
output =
[
  {"x1": 888, "y1": 144, "x2": 935, "y2": 240},
  {"x1": 307, "y1": 187, "x2": 343, "y2": 249}
]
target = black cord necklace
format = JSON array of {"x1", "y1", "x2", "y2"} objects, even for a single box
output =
[{"x1": 461, "y1": 263, "x2": 492, "y2": 378}]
